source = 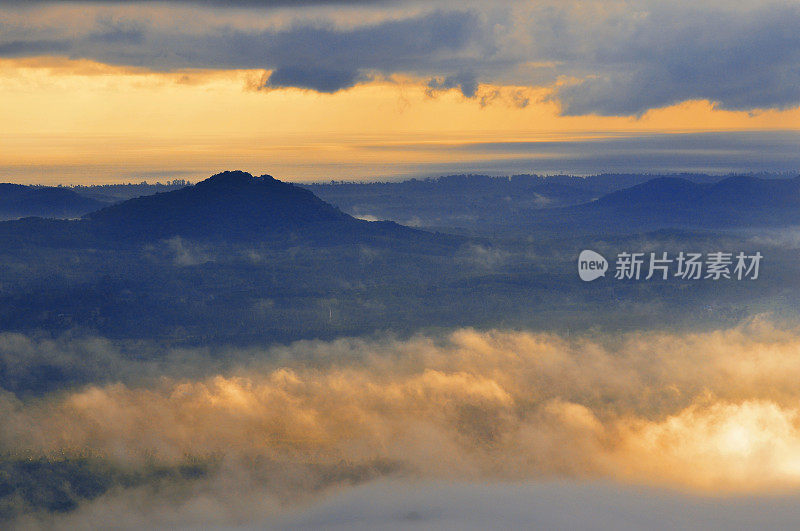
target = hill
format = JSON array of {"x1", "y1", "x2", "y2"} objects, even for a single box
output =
[
  {"x1": 545, "y1": 175, "x2": 800, "y2": 232},
  {"x1": 304, "y1": 173, "x2": 734, "y2": 233},
  {"x1": 0, "y1": 184, "x2": 107, "y2": 220},
  {"x1": 0, "y1": 171, "x2": 452, "y2": 250}
]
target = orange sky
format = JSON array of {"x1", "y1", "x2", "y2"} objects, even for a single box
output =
[{"x1": 1, "y1": 57, "x2": 799, "y2": 184}]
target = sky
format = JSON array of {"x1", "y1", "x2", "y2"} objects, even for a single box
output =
[{"x1": 1, "y1": 0, "x2": 799, "y2": 183}]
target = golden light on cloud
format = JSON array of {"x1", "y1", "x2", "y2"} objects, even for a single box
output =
[
  {"x1": 6, "y1": 320, "x2": 800, "y2": 494},
  {"x1": 618, "y1": 401, "x2": 800, "y2": 491}
]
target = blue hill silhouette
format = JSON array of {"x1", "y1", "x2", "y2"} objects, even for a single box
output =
[
  {"x1": 563, "y1": 175, "x2": 800, "y2": 231},
  {"x1": 0, "y1": 184, "x2": 107, "y2": 220},
  {"x1": 0, "y1": 171, "x2": 451, "y2": 248}
]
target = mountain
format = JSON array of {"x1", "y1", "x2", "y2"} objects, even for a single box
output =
[
  {"x1": 0, "y1": 171, "x2": 790, "y2": 343},
  {"x1": 5, "y1": 172, "x2": 795, "y2": 246},
  {"x1": 86, "y1": 171, "x2": 354, "y2": 240},
  {"x1": 594, "y1": 177, "x2": 705, "y2": 208},
  {"x1": 303, "y1": 173, "x2": 742, "y2": 233},
  {"x1": 0, "y1": 172, "x2": 462, "y2": 342},
  {"x1": 544, "y1": 175, "x2": 800, "y2": 232},
  {"x1": 69, "y1": 181, "x2": 189, "y2": 203},
  {"x1": 305, "y1": 174, "x2": 597, "y2": 231},
  {"x1": 0, "y1": 171, "x2": 452, "y2": 249},
  {"x1": 0, "y1": 184, "x2": 107, "y2": 220},
  {"x1": 87, "y1": 170, "x2": 445, "y2": 245},
  {"x1": 549, "y1": 173, "x2": 727, "y2": 195}
]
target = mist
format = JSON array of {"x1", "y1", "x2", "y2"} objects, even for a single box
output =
[{"x1": 6, "y1": 318, "x2": 800, "y2": 526}]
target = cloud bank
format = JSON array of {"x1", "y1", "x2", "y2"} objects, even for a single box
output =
[
  {"x1": 28, "y1": 479, "x2": 800, "y2": 530},
  {"x1": 4, "y1": 318, "x2": 800, "y2": 501},
  {"x1": 7, "y1": 319, "x2": 800, "y2": 525}
]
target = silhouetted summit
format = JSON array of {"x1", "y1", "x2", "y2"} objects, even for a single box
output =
[
  {"x1": 84, "y1": 171, "x2": 435, "y2": 244},
  {"x1": 196, "y1": 170, "x2": 262, "y2": 188}
]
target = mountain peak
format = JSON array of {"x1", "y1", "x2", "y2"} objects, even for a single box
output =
[
  {"x1": 79, "y1": 170, "x2": 441, "y2": 245},
  {"x1": 199, "y1": 170, "x2": 254, "y2": 187},
  {"x1": 194, "y1": 171, "x2": 283, "y2": 191},
  {"x1": 195, "y1": 170, "x2": 286, "y2": 193},
  {"x1": 84, "y1": 171, "x2": 351, "y2": 240}
]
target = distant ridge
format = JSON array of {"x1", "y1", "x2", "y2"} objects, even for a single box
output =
[
  {"x1": 0, "y1": 184, "x2": 107, "y2": 220},
  {"x1": 0, "y1": 171, "x2": 451, "y2": 249},
  {"x1": 555, "y1": 175, "x2": 800, "y2": 231},
  {"x1": 304, "y1": 172, "x2": 739, "y2": 232},
  {"x1": 3, "y1": 172, "x2": 797, "y2": 245}
]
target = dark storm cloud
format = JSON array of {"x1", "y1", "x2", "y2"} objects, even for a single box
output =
[
  {"x1": 1, "y1": 1, "x2": 800, "y2": 115},
  {"x1": 426, "y1": 71, "x2": 478, "y2": 98},
  {"x1": 4, "y1": 0, "x2": 387, "y2": 5},
  {"x1": 552, "y1": 3, "x2": 800, "y2": 115},
  {"x1": 265, "y1": 66, "x2": 360, "y2": 92},
  {"x1": 0, "y1": 39, "x2": 71, "y2": 56},
  {"x1": 246, "y1": 11, "x2": 482, "y2": 91},
  {"x1": 0, "y1": 9, "x2": 483, "y2": 92}
]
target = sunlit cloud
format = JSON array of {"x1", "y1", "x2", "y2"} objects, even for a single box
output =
[{"x1": 6, "y1": 318, "x2": 800, "y2": 492}]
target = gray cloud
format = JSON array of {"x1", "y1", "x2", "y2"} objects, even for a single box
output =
[
  {"x1": 0, "y1": 39, "x2": 71, "y2": 56},
  {"x1": 6, "y1": 0, "x2": 387, "y2": 5},
  {"x1": 1, "y1": 2, "x2": 799, "y2": 115},
  {"x1": 426, "y1": 71, "x2": 479, "y2": 98},
  {"x1": 28, "y1": 478, "x2": 800, "y2": 530},
  {"x1": 552, "y1": 3, "x2": 800, "y2": 115},
  {"x1": 273, "y1": 480, "x2": 800, "y2": 531},
  {"x1": 266, "y1": 66, "x2": 361, "y2": 92},
  {"x1": 357, "y1": 130, "x2": 800, "y2": 177},
  {"x1": 0, "y1": 9, "x2": 484, "y2": 93}
]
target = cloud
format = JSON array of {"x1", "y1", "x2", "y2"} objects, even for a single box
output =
[
  {"x1": 156, "y1": 236, "x2": 215, "y2": 266},
  {"x1": 5, "y1": 318, "x2": 800, "y2": 488},
  {"x1": 26, "y1": 478, "x2": 800, "y2": 530},
  {"x1": 2, "y1": 1, "x2": 799, "y2": 114},
  {"x1": 10, "y1": 0, "x2": 387, "y2": 5},
  {"x1": 270, "y1": 479, "x2": 800, "y2": 530},
  {"x1": 356, "y1": 130, "x2": 800, "y2": 176},
  {"x1": 747, "y1": 227, "x2": 800, "y2": 250},
  {"x1": 0, "y1": 39, "x2": 70, "y2": 56},
  {"x1": 456, "y1": 243, "x2": 515, "y2": 270},
  {"x1": 426, "y1": 72, "x2": 478, "y2": 98},
  {"x1": 265, "y1": 66, "x2": 361, "y2": 93},
  {"x1": 8, "y1": 319, "x2": 800, "y2": 525},
  {"x1": 0, "y1": 8, "x2": 483, "y2": 93},
  {"x1": 552, "y1": 2, "x2": 800, "y2": 115}
]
